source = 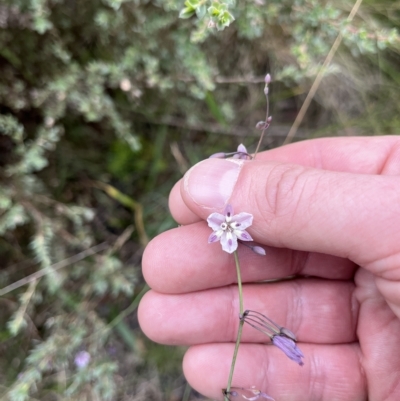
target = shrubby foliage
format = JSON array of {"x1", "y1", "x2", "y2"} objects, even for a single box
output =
[{"x1": 0, "y1": 0, "x2": 399, "y2": 400}]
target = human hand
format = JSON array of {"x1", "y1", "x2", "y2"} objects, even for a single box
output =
[{"x1": 139, "y1": 136, "x2": 400, "y2": 401}]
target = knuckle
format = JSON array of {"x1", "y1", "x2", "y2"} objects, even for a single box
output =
[{"x1": 264, "y1": 163, "x2": 311, "y2": 220}]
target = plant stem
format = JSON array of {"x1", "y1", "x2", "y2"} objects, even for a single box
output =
[
  {"x1": 253, "y1": 89, "x2": 269, "y2": 159},
  {"x1": 224, "y1": 250, "x2": 244, "y2": 400}
]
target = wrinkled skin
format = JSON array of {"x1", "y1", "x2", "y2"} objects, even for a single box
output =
[{"x1": 139, "y1": 136, "x2": 400, "y2": 401}]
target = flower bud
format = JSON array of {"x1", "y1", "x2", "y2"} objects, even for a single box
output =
[
  {"x1": 255, "y1": 121, "x2": 266, "y2": 130},
  {"x1": 251, "y1": 246, "x2": 266, "y2": 256},
  {"x1": 209, "y1": 152, "x2": 226, "y2": 159}
]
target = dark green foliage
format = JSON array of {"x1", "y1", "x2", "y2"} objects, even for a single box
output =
[{"x1": 0, "y1": 0, "x2": 400, "y2": 400}]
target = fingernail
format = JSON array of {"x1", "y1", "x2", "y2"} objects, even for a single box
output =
[{"x1": 183, "y1": 158, "x2": 244, "y2": 208}]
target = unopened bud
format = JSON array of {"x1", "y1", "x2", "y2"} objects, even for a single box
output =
[
  {"x1": 209, "y1": 152, "x2": 226, "y2": 159},
  {"x1": 251, "y1": 246, "x2": 266, "y2": 256},
  {"x1": 237, "y1": 143, "x2": 247, "y2": 154},
  {"x1": 267, "y1": 116, "x2": 272, "y2": 123},
  {"x1": 255, "y1": 121, "x2": 266, "y2": 130},
  {"x1": 264, "y1": 73, "x2": 271, "y2": 84},
  {"x1": 264, "y1": 87, "x2": 269, "y2": 96}
]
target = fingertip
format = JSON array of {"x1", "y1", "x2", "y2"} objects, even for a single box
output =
[
  {"x1": 138, "y1": 290, "x2": 174, "y2": 344},
  {"x1": 183, "y1": 345, "x2": 227, "y2": 400},
  {"x1": 137, "y1": 290, "x2": 153, "y2": 339},
  {"x1": 169, "y1": 179, "x2": 200, "y2": 224}
]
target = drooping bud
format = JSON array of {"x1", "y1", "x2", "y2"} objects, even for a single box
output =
[
  {"x1": 241, "y1": 310, "x2": 304, "y2": 366},
  {"x1": 272, "y1": 334, "x2": 304, "y2": 366},
  {"x1": 209, "y1": 152, "x2": 226, "y2": 159},
  {"x1": 255, "y1": 121, "x2": 266, "y2": 130},
  {"x1": 251, "y1": 246, "x2": 266, "y2": 256}
]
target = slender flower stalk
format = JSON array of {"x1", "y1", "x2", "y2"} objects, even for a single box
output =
[
  {"x1": 253, "y1": 74, "x2": 272, "y2": 159},
  {"x1": 225, "y1": 250, "x2": 244, "y2": 399},
  {"x1": 205, "y1": 74, "x2": 302, "y2": 401}
]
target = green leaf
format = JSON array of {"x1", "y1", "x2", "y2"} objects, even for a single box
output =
[
  {"x1": 196, "y1": 4, "x2": 207, "y2": 19},
  {"x1": 208, "y1": 5, "x2": 220, "y2": 17},
  {"x1": 179, "y1": 7, "x2": 196, "y2": 19}
]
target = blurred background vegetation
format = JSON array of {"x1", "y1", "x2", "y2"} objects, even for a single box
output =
[{"x1": 0, "y1": 0, "x2": 399, "y2": 400}]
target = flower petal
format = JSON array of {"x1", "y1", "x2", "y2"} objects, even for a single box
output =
[
  {"x1": 237, "y1": 143, "x2": 247, "y2": 154},
  {"x1": 231, "y1": 212, "x2": 253, "y2": 229},
  {"x1": 224, "y1": 204, "x2": 234, "y2": 221},
  {"x1": 208, "y1": 230, "x2": 223, "y2": 243},
  {"x1": 220, "y1": 231, "x2": 238, "y2": 253},
  {"x1": 207, "y1": 213, "x2": 225, "y2": 230},
  {"x1": 234, "y1": 229, "x2": 253, "y2": 242}
]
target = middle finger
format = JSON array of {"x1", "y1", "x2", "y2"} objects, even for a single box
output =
[{"x1": 139, "y1": 278, "x2": 358, "y2": 345}]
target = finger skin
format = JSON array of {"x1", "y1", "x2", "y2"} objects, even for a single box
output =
[
  {"x1": 354, "y1": 268, "x2": 400, "y2": 401},
  {"x1": 138, "y1": 278, "x2": 358, "y2": 345},
  {"x1": 170, "y1": 136, "x2": 400, "y2": 225},
  {"x1": 183, "y1": 343, "x2": 366, "y2": 401},
  {"x1": 169, "y1": 180, "x2": 199, "y2": 224},
  {"x1": 142, "y1": 222, "x2": 356, "y2": 294}
]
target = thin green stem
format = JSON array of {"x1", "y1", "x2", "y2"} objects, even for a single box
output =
[
  {"x1": 234, "y1": 251, "x2": 243, "y2": 315},
  {"x1": 224, "y1": 250, "x2": 244, "y2": 400}
]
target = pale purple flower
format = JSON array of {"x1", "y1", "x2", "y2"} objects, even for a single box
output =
[
  {"x1": 74, "y1": 350, "x2": 91, "y2": 369},
  {"x1": 224, "y1": 387, "x2": 275, "y2": 400},
  {"x1": 207, "y1": 204, "x2": 253, "y2": 253},
  {"x1": 272, "y1": 334, "x2": 304, "y2": 366}
]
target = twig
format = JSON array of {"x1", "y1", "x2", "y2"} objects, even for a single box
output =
[
  {"x1": 0, "y1": 242, "x2": 109, "y2": 297},
  {"x1": 283, "y1": 0, "x2": 364, "y2": 145}
]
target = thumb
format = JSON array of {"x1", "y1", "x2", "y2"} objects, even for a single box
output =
[{"x1": 181, "y1": 158, "x2": 400, "y2": 274}]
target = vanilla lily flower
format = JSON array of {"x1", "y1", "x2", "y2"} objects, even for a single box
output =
[{"x1": 207, "y1": 204, "x2": 253, "y2": 253}]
